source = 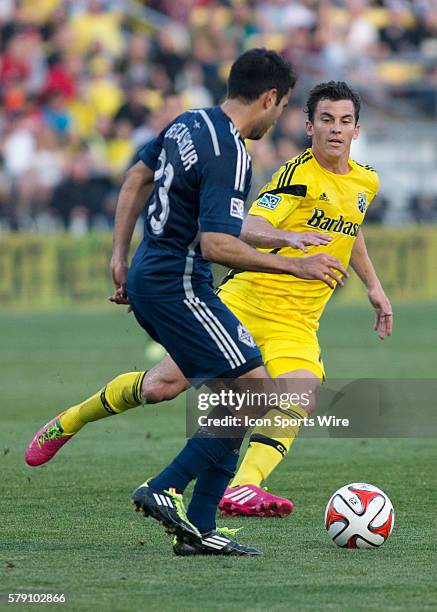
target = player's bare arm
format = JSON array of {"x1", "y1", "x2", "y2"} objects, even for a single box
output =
[
  {"x1": 350, "y1": 229, "x2": 393, "y2": 339},
  {"x1": 201, "y1": 231, "x2": 348, "y2": 289},
  {"x1": 109, "y1": 161, "x2": 155, "y2": 305},
  {"x1": 241, "y1": 214, "x2": 332, "y2": 252}
]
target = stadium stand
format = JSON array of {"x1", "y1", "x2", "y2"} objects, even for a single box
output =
[{"x1": 1, "y1": 0, "x2": 436, "y2": 232}]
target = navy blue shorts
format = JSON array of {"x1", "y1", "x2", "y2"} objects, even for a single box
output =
[{"x1": 127, "y1": 289, "x2": 263, "y2": 383}]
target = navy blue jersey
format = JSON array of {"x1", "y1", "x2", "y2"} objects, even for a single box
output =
[{"x1": 127, "y1": 107, "x2": 252, "y2": 299}]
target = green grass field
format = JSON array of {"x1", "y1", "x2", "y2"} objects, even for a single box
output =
[{"x1": 1, "y1": 303, "x2": 437, "y2": 611}]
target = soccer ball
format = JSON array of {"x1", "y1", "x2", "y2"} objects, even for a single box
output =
[{"x1": 324, "y1": 482, "x2": 394, "y2": 549}]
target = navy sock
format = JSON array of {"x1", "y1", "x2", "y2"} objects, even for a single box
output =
[
  {"x1": 186, "y1": 437, "x2": 243, "y2": 533},
  {"x1": 149, "y1": 436, "x2": 232, "y2": 493}
]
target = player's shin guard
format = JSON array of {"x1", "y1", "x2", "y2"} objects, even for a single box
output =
[
  {"x1": 59, "y1": 371, "x2": 146, "y2": 434},
  {"x1": 231, "y1": 405, "x2": 308, "y2": 486}
]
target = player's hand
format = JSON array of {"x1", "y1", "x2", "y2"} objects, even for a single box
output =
[
  {"x1": 291, "y1": 254, "x2": 349, "y2": 289},
  {"x1": 109, "y1": 256, "x2": 130, "y2": 305},
  {"x1": 287, "y1": 231, "x2": 332, "y2": 253},
  {"x1": 368, "y1": 286, "x2": 393, "y2": 340}
]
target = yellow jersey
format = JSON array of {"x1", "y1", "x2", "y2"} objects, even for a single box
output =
[{"x1": 219, "y1": 148, "x2": 379, "y2": 334}]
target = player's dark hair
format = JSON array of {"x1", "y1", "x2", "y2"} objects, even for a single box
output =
[
  {"x1": 227, "y1": 48, "x2": 296, "y2": 105},
  {"x1": 305, "y1": 81, "x2": 360, "y2": 123}
]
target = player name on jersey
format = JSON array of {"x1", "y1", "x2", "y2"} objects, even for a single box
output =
[
  {"x1": 306, "y1": 208, "x2": 360, "y2": 237},
  {"x1": 164, "y1": 122, "x2": 199, "y2": 171}
]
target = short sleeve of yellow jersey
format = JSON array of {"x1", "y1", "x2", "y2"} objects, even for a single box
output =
[
  {"x1": 247, "y1": 162, "x2": 308, "y2": 227},
  {"x1": 368, "y1": 170, "x2": 379, "y2": 204}
]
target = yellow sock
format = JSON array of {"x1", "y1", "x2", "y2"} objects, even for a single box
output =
[
  {"x1": 232, "y1": 404, "x2": 308, "y2": 487},
  {"x1": 60, "y1": 371, "x2": 146, "y2": 434}
]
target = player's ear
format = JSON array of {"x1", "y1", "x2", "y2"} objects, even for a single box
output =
[
  {"x1": 353, "y1": 122, "x2": 360, "y2": 140},
  {"x1": 305, "y1": 120, "x2": 314, "y2": 137},
  {"x1": 263, "y1": 88, "x2": 277, "y2": 110}
]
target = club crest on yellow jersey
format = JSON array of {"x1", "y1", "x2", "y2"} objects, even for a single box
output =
[{"x1": 357, "y1": 192, "x2": 368, "y2": 213}]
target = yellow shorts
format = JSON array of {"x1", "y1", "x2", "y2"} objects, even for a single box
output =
[{"x1": 218, "y1": 288, "x2": 325, "y2": 381}]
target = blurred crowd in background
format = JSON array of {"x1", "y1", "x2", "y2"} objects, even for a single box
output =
[{"x1": 1, "y1": 0, "x2": 437, "y2": 234}]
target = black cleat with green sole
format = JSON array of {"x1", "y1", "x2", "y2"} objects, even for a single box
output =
[
  {"x1": 173, "y1": 528, "x2": 262, "y2": 556},
  {"x1": 132, "y1": 482, "x2": 201, "y2": 545}
]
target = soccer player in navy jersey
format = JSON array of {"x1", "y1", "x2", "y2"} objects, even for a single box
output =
[{"x1": 27, "y1": 49, "x2": 347, "y2": 556}]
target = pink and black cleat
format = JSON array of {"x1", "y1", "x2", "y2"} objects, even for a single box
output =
[
  {"x1": 25, "y1": 413, "x2": 74, "y2": 466},
  {"x1": 219, "y1": 484, "x2": 294, "y2": 518}
]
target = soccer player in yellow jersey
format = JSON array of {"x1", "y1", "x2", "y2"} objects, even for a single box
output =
[
  {"x1": 216, "y1": 81, "x2": 392, "y2": 516},
  {"x1": 26, "y1": 81, "x2": 392, "y2": 519}
]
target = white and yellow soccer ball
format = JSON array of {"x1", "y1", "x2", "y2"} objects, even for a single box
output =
[{"x1": 325, "y1": 483, "x2": 394, "y2": 549}]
